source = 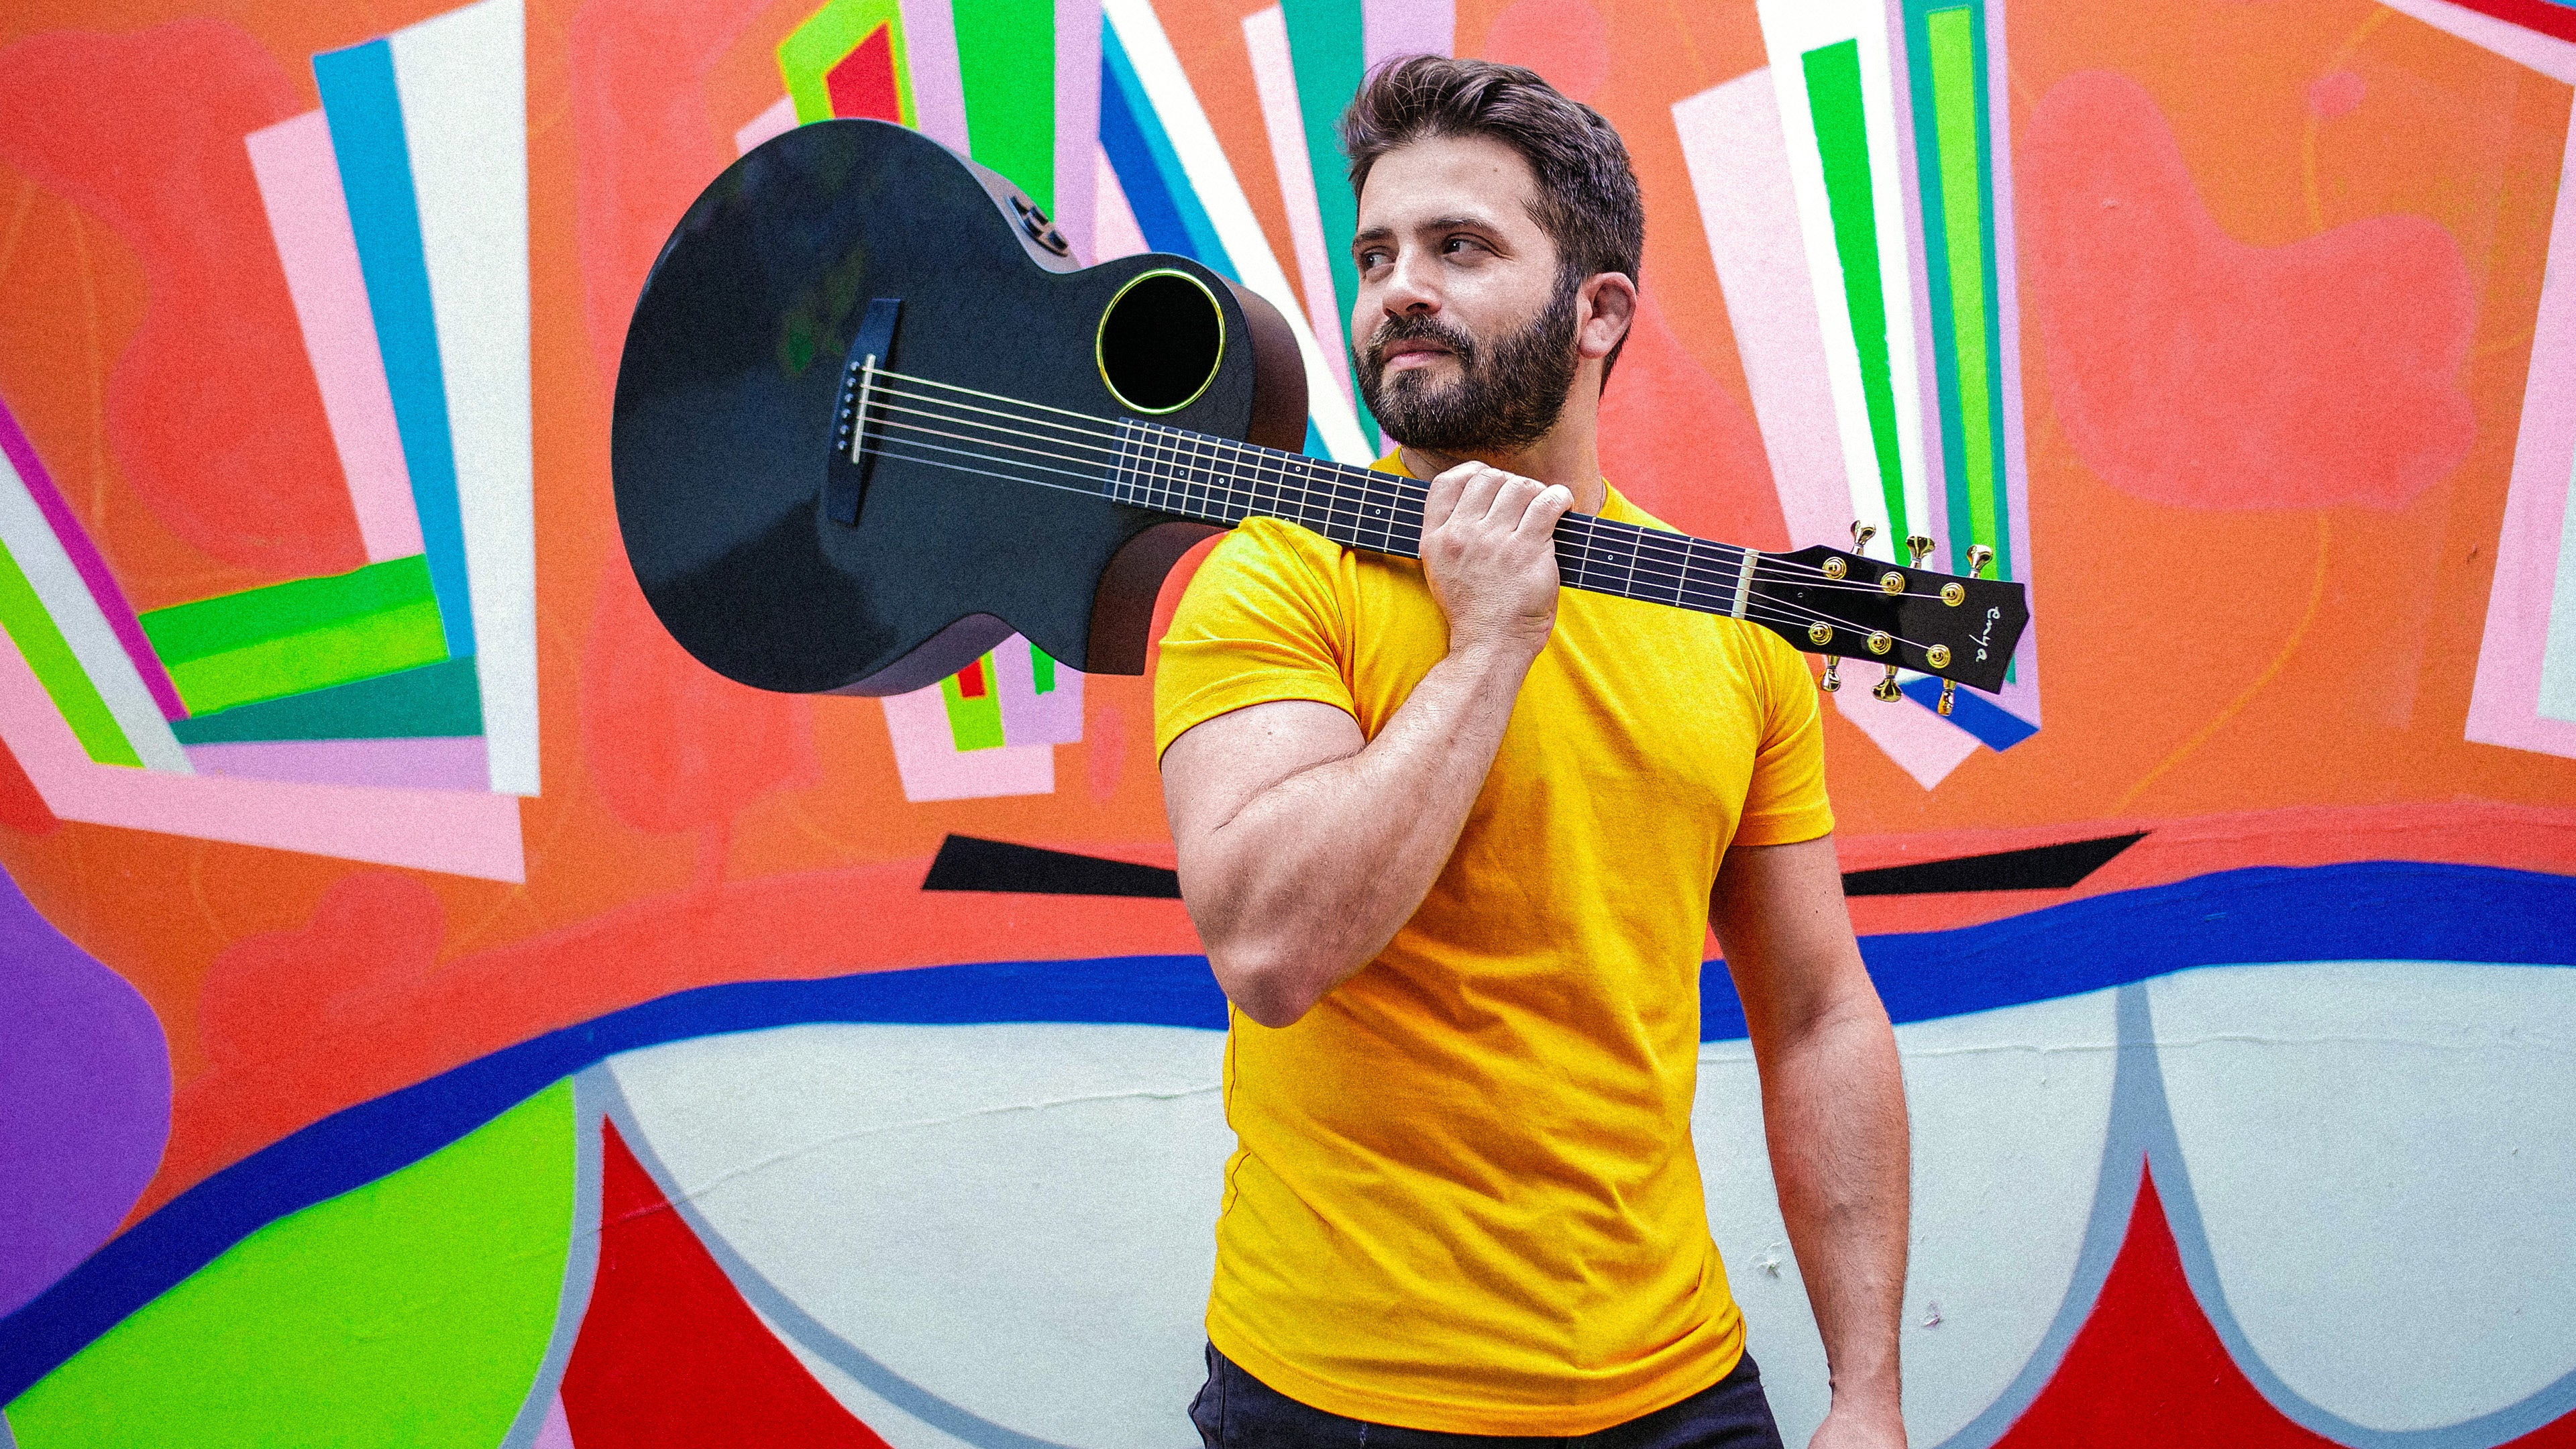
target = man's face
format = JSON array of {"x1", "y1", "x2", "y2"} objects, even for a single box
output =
[{"x1": 1350, "y1": 133, "x2": 1580, "y2": 454}]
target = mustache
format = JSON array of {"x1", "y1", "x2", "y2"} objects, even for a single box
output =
[{"x1": 1361, "y1": 314, "x2": 1479, "y2": 372}]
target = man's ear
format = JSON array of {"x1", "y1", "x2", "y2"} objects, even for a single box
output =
[{"x1": 1578, "y1": 272, "x2": 1638, "y2": 360}]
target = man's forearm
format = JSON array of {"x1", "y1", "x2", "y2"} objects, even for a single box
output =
[
  {"x1": 1179, "y1": 642, "x2": 1532, "y2": 1026},
  {"x1": 1762, "y1": 1001, "x2": 1910, "y2": 1413}
]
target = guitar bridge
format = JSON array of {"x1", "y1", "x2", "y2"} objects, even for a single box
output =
[{"x1": 824, "y1": 297, "x2": 904, "y2": 525}]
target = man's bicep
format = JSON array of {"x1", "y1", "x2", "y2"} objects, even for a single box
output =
[
  {"x1": 1710, "y1": 834, "x2": 1872, "y2": 1042},
  {"x1": 1159, "y1": 698, "x2": 1365, "y2": 847}
]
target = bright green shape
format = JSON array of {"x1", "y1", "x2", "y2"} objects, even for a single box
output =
[
  {"x1": 1282, "y1": 0, "x2": 1371, "y2": 436},
  {"x1": 139, "y1": 555, "x2": 437, "y2": 665},
  {"x1": 778, "y1": 0, "x2": 918, "y2": 126},
  {"x1": 940, "y1": 652, "x2": 1006, "y2": 751},
  {"x1": 1804, "y1": 40, "x2": 1908, "y2": 541},
  {"x1": 0, "y1": 535, "x2": 138, "y2": 766},
  {"x1": 1030, "y1": 643, "x2": 1057, "y2": 695},
  {"x1": 1927, "y1": 11, "x2": 1997, "y2": 561},
  {"x1": 160, "y1": 596, "x2": 449, "y2": 716},
  {"x1": 169, "y1": 655, "x2": 483, "y2": 743},
  {"x1": 7, "y1": 1081, "x2": 576, "y2": 1448},
  {"x1": 950, "y1": 0, "x2": 1053, "y2": 210}
]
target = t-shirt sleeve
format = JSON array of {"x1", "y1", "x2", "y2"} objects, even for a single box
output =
[
  {"x1": 1731, "y1": 630, "x2": 1836, "y2": 847},
  {"x1": 1153, "y1": 520, "x2": 1357, "y2": 760}
]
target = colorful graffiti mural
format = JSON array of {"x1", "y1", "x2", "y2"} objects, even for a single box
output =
[{"x1": 1, "y1": 0, "x2": 2572, "y2": 1442}]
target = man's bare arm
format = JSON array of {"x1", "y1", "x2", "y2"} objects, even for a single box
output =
[
  {"x1": 1160, "y1": 464, "x2": 1570, "y2": 1028},
  {"x1": 1712, "y1": 836, "x2": 1909, "y2": 1448}
]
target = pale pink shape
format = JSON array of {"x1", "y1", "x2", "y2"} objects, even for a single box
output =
[
  {"x1": 733, "y1": 95, "x2": 797, "y2": 156},
  {"x1": 1834, "y1": 686, "x2": 1978, "y2": 790},
  {"x1": 535, "y1": 1393, "x2": 576, "y2": 1449},
  {"x1": 1092, "y1": 146, "x2": 1149, "y2": 262},
  {"x1": 244, "y1": 110, "x2": 424, "y2": 563},
  {"x1": 1242, "y1": 6, "x2": 1352, "y2": 403},
  {"x1": 897, "y1": 0, "x2": 972, "y2": 154},
  {"x1": 183, "y1": 737, "x2": 490, "y2": 791},
  {"x1": 2307, "y1": 69, "x2": 2365, "y2": 119},
  {"x1": 1051, "y1": 0, "x2": 1102, "y2": 266},
  {"x1": 1362, "y1": 0, "x2": 1452, "y2": 68},
  {"x1": 994, "y1": 633, "x2": 1082, "y2": 745},
  {"x1": 878, "y1": 685, "x2": 1054, "y2": 801},
  {"x1": 0, "y1": 631, "x2": 525, "y2": 880}
]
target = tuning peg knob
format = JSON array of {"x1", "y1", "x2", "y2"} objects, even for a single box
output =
[
  {"x1": 1937, "y1": 679, "x2": 1957, "y2": 716},
  {"x1": 1849, "y1": 521, "x2": 1878, "y2": 555},
  {"x1": 1872, "y1": 666, "x2": 1903, "y2": 702},
  {"x1": 1968, "y1": 544, "x2": 1994, "y2": 578},
  {"x1": 1907, "y1": 534, "x2": 1935, "y2": 567},
  {"x1": 1821, "y1": 659, "x2": 1842, "y2": 693}
]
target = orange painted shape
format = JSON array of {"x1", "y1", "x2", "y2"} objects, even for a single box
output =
[{"x1": 2019, "y1": 70, "x2": 2474, "y2": 512}]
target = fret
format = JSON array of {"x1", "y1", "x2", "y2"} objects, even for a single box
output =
[{"x1": 1630, "y1": 524, "x2": 1688, "y2": 608}]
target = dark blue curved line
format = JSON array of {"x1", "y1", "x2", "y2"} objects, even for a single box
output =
[{"x1": 5, "y1": 860, "x2": 2571, "y2": 1402}]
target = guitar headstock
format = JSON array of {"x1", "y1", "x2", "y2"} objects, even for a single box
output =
[{"x1": 1743, "y1": 532, "x2": 2029, "y2": 705}]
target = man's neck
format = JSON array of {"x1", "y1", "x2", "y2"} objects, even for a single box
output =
[{"x1": 1391, "y1": 380, "x2": 1610, "y2": 515}]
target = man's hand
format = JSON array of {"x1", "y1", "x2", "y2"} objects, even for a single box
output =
[
  {"x1": 1811, "y1": 1398, "x2": 1907, "y2": 1449},
  {"x1": 1418, "y1": 462, "x2": 1573, "y2": 663}
]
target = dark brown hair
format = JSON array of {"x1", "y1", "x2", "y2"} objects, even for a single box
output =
[{"x1": 1339, "y1": 55, "x2": 1644, "y2": 373}]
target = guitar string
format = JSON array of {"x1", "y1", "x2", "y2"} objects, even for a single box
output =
[
  {"x1": 854, "y1": 378, "x2": 1960, "y2": 605},
  {"x1": 846, "y1": 428, "x2": 1956, "y2": 660},
  {"x1": 857, "y1": 371, "x2": 1909, "y2": 599}
]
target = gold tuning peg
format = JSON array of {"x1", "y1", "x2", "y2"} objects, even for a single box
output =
[
  {"x1": 1967, "y1": 544, "x2": 1994, "y2": 578},
  {"x1": 1821, "y1": 658, "x2": 1841, "y2": 693},
  {"x1": 1937, "y1": 678, "x2": 1957, "y2": 716},
  {"x1": 1872, "y1": 665, "x2": 1904, "y2": 702},
  {"x1": 1849, "y1": 521, "x2": 1878, "y2": 555},
  {"x1": 1907, "y1": 534, "x2": 1935, "y2": 567}
]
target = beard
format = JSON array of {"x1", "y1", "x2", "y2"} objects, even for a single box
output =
[{"x1": 1354, "y1": 275, "x2": 1581, "y2": 454}]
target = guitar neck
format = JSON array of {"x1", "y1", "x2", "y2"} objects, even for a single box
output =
[{"x1": 1104, "y1": 420, "x2": 1766, "y2": 619}]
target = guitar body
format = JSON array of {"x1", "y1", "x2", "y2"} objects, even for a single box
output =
[{"x1": 612, "y1": 118, "x2": 1308, "y2": 696}]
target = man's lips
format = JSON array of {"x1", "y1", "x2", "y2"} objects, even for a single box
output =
[{"x1": 1381, "y1": 342, "x2": 1454, "y2": 370}]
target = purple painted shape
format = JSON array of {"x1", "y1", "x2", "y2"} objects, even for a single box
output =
[
  {"x1": 0, "y1": 864, "x2": 171, "y2": 1317},
  {"x1": 0, "y1": 400, "x2": 186, "y2": 722},
  {"x1": 994, "y1": 633, "x2": 1083, "y2": 745},
  {"x1": 182, "y1": 735, "x2": 489, "y2": 790}
]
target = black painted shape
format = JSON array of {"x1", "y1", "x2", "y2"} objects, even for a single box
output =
[
  {"x1": 1841, "y1": 831, "x2": 2147, "y2": 897},
  {"x1": 923, "y1": 834, "x2": 1181, "y2": 898}
]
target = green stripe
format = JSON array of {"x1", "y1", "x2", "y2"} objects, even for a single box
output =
[
  {"x1": 1926, "y1": 8, "x2": 2001, "y2": 570},
  {"x1": 1030, "y1": 643, "x2": 1057, "y2": 694},
  {"x1": 140, "y1": 555, "x2": 438, "y2": 666},
  {"x1": 951, "y1": 0, "x2": 1054, "y2": 209},
  {"x1": 164, "y1": 598, "x2": 449, "y2": 716},
  {"x1": 939, "y1": 653, "x2": 1006, "y2": 751},
  {"x1": 1803, "y1": 40, "x2": 1908, "y2": 539},
  {"x1": 1281, "y1": 0, "x2": 1371, "y2": 435},
  {"x1": 0, "y1": 535, "x2": 139, "y2": 765},
  {"x1": 170, "y1": 656, "x2": 483, "y2": 743},
  {"x1": 777, "y1": 0, "x2": 918, "y2": 127}
]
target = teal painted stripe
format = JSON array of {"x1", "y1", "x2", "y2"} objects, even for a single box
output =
[
  {"x1": 168, "y1": 656, "x2": 484, "y2": 744},
  {"x1": 1803, "y1": 40, "x2": 1908, "y2": 540},
  {"x1": 1281, "y1": 0, "x2": 1372, "y2": 437}
]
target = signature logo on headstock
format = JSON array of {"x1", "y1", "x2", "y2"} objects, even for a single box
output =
[{"x1": 1976, "y1": 606, "x2": 2001, "y2": 661}]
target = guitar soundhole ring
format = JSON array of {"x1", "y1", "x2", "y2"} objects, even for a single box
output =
[{"x1": 1097, "y1": 268, "x2": 1225, "y2": 415}]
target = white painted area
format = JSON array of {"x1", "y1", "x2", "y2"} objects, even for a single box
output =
[
  {"x1": 0, "y1": 447, "x2": 189, "y2": 773},
  {"x1": 1101, "y1": 0, "x2": 1374, "y2": 464},
  {"x1": 1242, "y1": 6, "x2": 1354, "y2": 411},
  {"x1": 2540, "y1": 448, "x2": 2576, "y2": 722},
  {"x1": 1754, "y1": 0, "x2": 1930, "y2": 551},
  {"x1": 2150, "y1": 961, "x2": 2576, "y2": 1431},
  {"x1": 392, "y1": 0, "x2": 538, "y2": 796},
  {"x1": 608, "y1": 1023, "x2": 1231, "y2": 1447},
  {"x1": 1700, "y1": 989, "x2": 2119, "y2": 1447}
]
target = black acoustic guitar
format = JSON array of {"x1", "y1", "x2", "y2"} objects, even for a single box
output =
[{"x1": 612, "y1": 118, "x2": 2029, "y2": 707}]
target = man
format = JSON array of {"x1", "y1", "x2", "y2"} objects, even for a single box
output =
[{"x1": 1155, "y1": 56, "x2": 1909, "y2": 1448}]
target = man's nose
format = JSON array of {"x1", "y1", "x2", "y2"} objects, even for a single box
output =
[{"x1": 1379, "y1": 248, "x2": 1440, "y2": 316}]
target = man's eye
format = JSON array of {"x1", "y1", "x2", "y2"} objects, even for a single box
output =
[{"x1": 1443, "y1": 236, "x2": 1480, "y2": 255}]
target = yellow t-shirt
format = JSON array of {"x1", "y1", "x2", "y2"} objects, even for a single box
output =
[{"x1": 1152, "y1": 461, "x2": 1835, "y2": 1436}]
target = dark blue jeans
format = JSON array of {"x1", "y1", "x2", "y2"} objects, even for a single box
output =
[{"x1": 1187, "y1": 1343, "x2": 1787, "y2": 1448}]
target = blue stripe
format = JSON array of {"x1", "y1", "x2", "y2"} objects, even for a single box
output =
[
  {"x1": 312, "y1": 40, "x2": 476, "y2": 659},
  {"x1": 7, "y1": 861, "x2": 2573, "y2": 1399},
  {"x1": 1096, "y1": 43, "x2": 1195, "y2": 259},
  {"x1": 1900, "y1": 674, "x2": 2037, "y2": 750},
  {"x1": 1098, "y1": 29, "x2": 1235, "y2": 280}
]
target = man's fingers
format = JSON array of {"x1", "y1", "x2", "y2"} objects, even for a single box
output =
[
  {"x1": 1424, "y1": 462, "x2": 1475, "y2": 529},
  {"x1": 1482, "y1": 473, "x2": 1543, "y2": 525},
  {"x1": 1454, "y1": 465, "x2": 1509, "y2": 524},
  {"x1": 1517, "y1": 483, "x2": 1574, "y2": 539}
]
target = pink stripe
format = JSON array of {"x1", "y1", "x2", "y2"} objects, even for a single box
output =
[
  {"x1": 1053, "y1": 0, "x2": 1103, "y2": 264},
  {"x1": 1984, "y1": 0, "x2": 2042, "y2": 725},
  {"x1": 994, "y1": 634, "x2": 1083, "y2": 745},
  {"x1": 183, "y1": 737, "x2": 490, "y2": 791},
  {"x1": 2465, "y1": 113, "x2": 2576, "y2": 760},
  {"x1": 879, "y1": 686, "x2": 1055, "y2": 800},
  {"x1": 733, "y1": 95, "x2": 798, "y2": 155},
  {"x1": 0, "y1": 398, "x2": 186, "y2": 721},
  {"x1": 1361, "y1": 0, "x2": 1453, "y2": 67},
  {"x1": 534, "y1": 1393, "x2": 576, "y2": 1449},
  {"x1": 898, "y1": 0, "x2": 973, "y2": 155},
  {"x1": 1244, "y1": 7, "x2": 1353, "y2": 403},
  {"x1": 245, "y1": 111, "x2": 425, "y2": 564},
  {"x1": 0, "y1": 626, "x2": 524, "y2": 879},
  {"x1": 1093, "y1": 147, "x2": 1150, "y2": 261}
]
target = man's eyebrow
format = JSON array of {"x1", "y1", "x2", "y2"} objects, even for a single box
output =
[{"x1": 1352, "y1": 225, "x2": 1395, "y2": 248}]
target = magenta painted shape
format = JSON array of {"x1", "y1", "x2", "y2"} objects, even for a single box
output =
[
  {"x1": 0, "y1": 864, "x2": 172, "y2": 1317},
  {"x1": 0, "y1": 399, "x2": 186, "y2": 722},
  {"x1": 182, "y1": 735, "x2": 490, "y2": 791}
]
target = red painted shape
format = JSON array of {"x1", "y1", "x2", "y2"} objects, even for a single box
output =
[
  {"x1": 2440, "y1": 0, "x2": 2576, "y2": 44},
  {"x1": 956, "y1": 657, "x2": 987, "y2": 699},
  {"x1": 197, "y1": 871, "x2": 443, "y2": 1071},
  {"x1": 2020, "y1": 71, "x2": 2474, "y2": 512},
  {"x1": 826, "y1": 25, "x2": 903, "y2": 124},
  {"x1": 0, "y1": 21, "x2": 366, "y2": 581},
  {"x1": 1997, "y1": 1167, "x2": 2341, "y2": 1446},
  {"x1": 560, "y1": 1120, "x2": 895, "y2": 1449},
  {"x1": 0, "y1": 733, "x2": 59, "y2": 835}
]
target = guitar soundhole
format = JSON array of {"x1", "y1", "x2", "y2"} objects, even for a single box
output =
[{"x1": 1096, "y1": 269, "x2": 1224, "y2": 415}]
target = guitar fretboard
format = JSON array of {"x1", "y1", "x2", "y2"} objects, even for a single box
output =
[{"x1": 1106, "y1": 419, "x2": 1762, "y2": 617}]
